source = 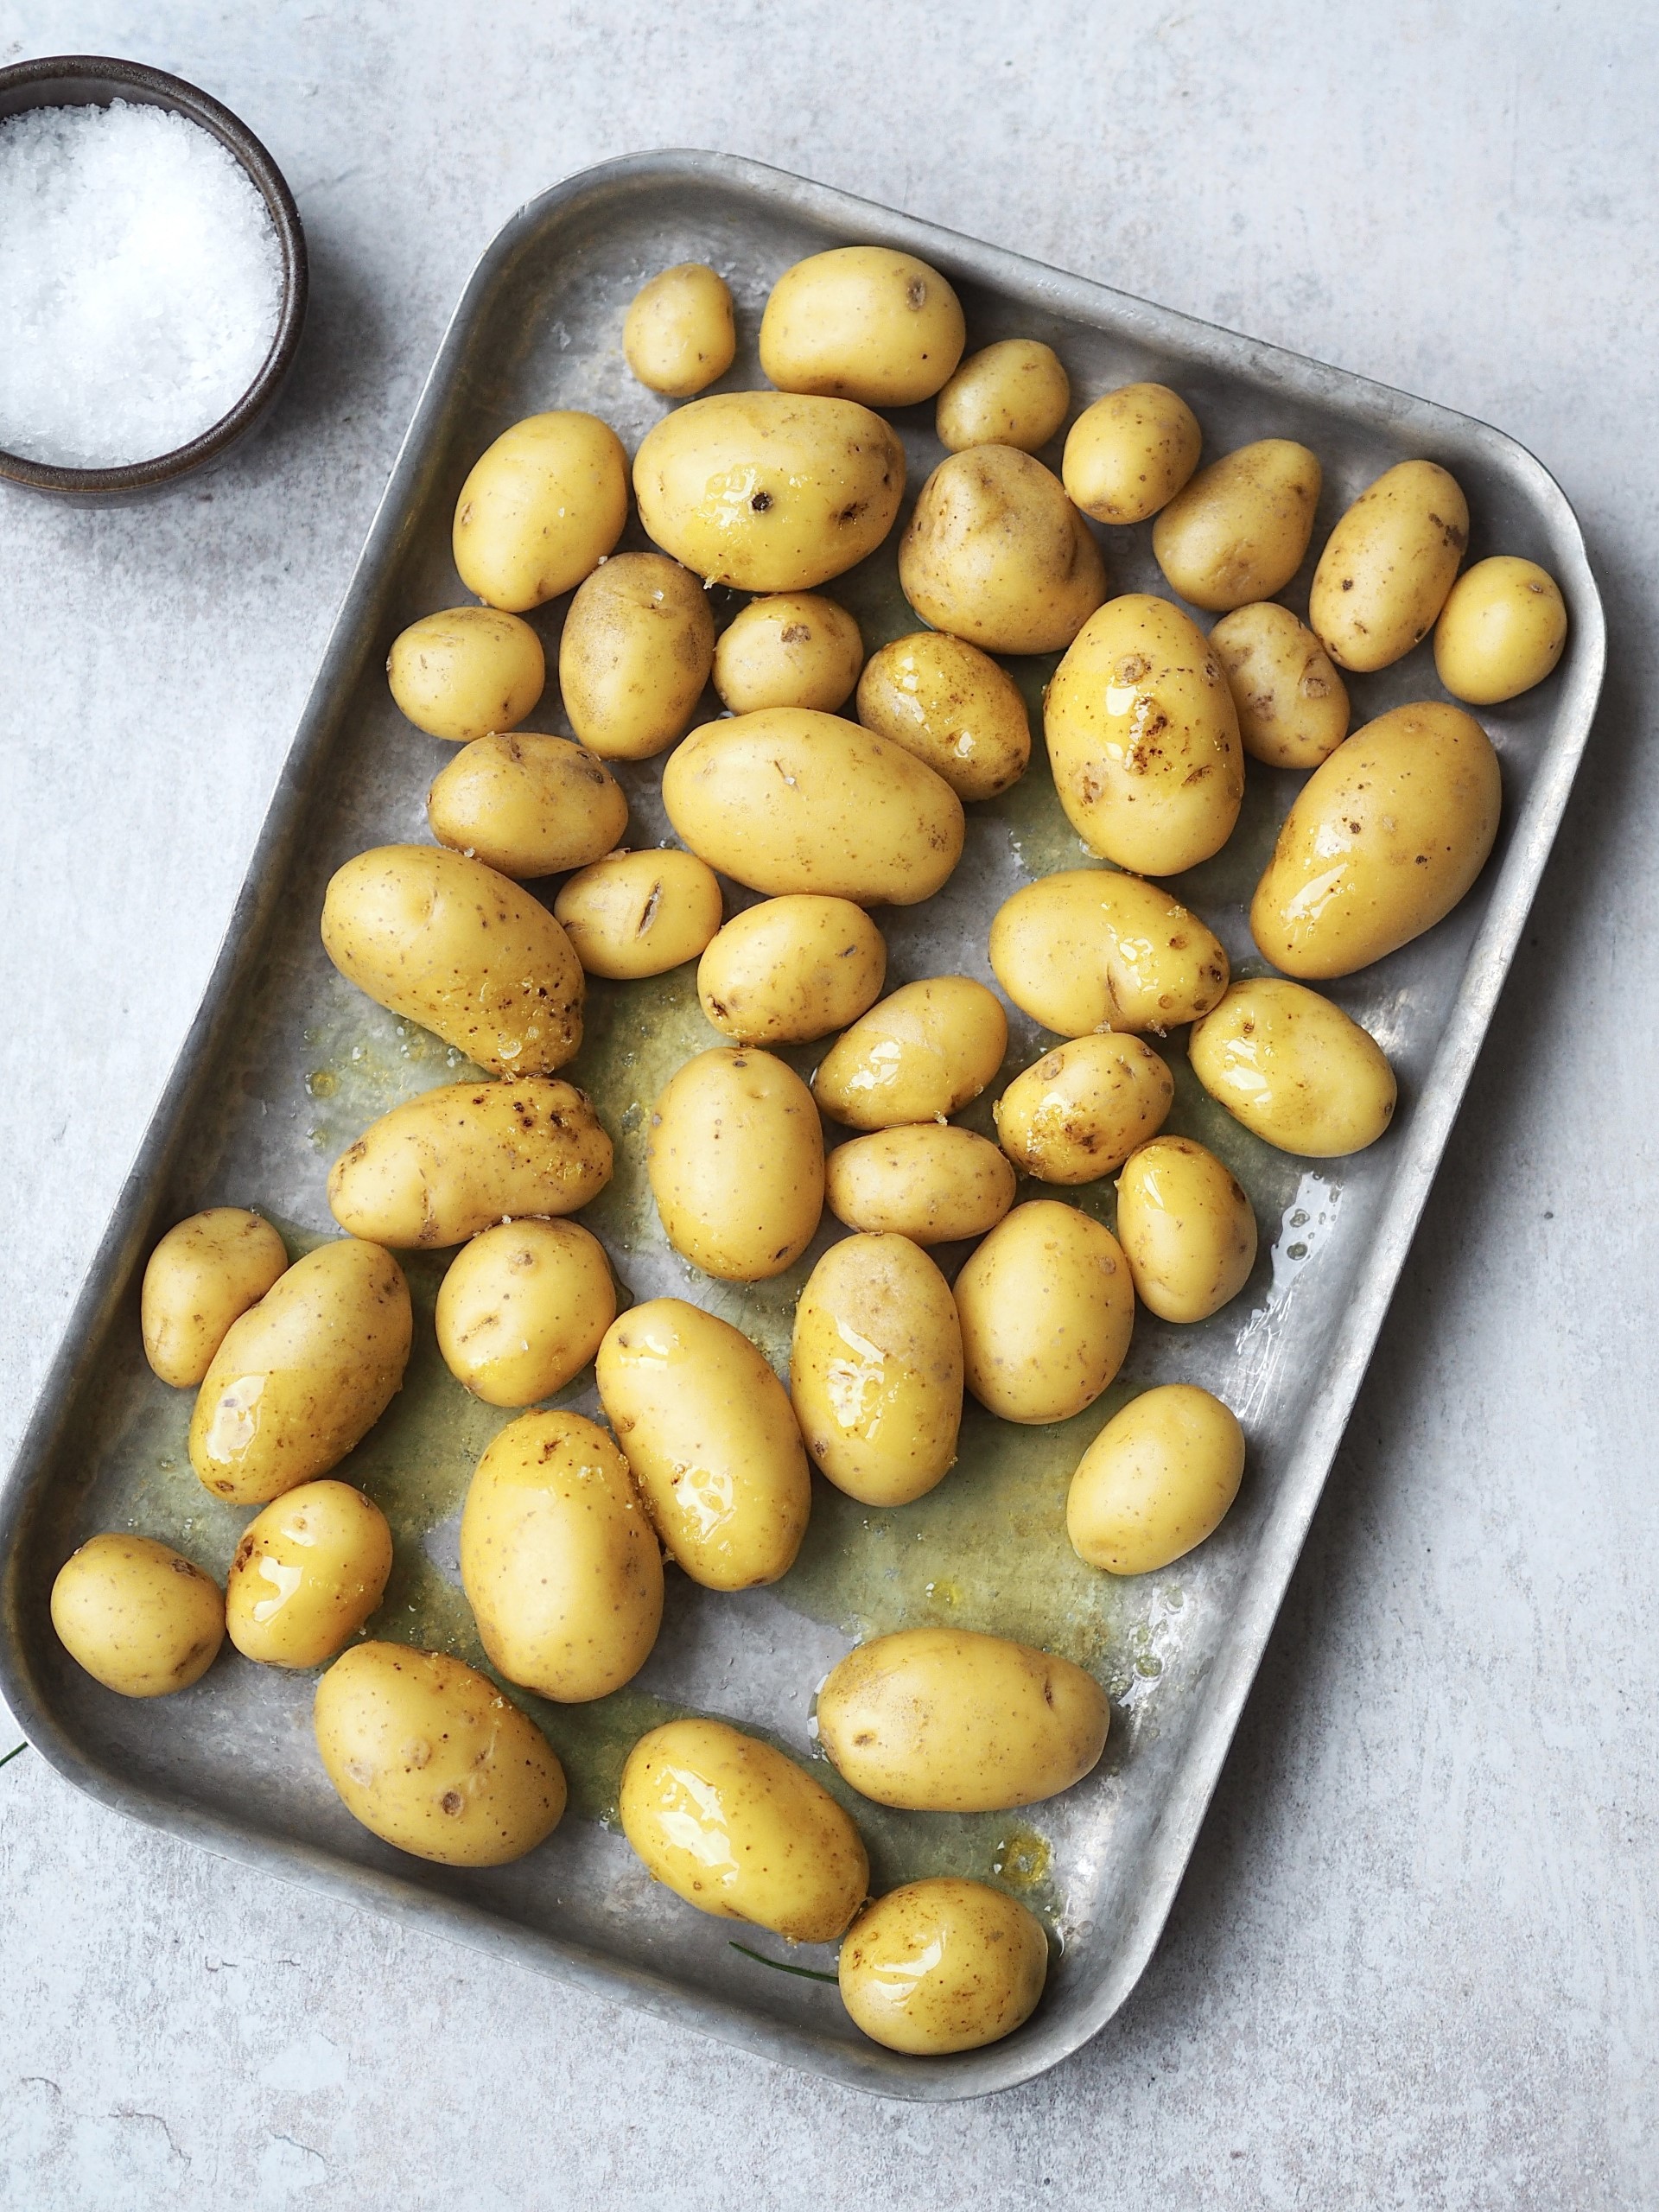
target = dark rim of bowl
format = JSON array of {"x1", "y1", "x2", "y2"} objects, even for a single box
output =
[{"x1": 0, "y1": 54, "x2": 308, "y2": 495}]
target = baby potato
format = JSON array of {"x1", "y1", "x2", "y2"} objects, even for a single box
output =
[
  {"x1": 460, "y1": 1410, "x2": 662, "y2": 1702},
  {"x1": 554, "y1": 848, "x2": 723, "y2": 979},
  {"x1": 225, "y1": 1479, "x2": 392, "y2": 1669},
  {"x1": 386, "y1": 607, "x2": 545, "y2": 742},
  {"x1": 1045, "y1": 594, "x2": 1244, "y2": 874},
  {"x1": 988, "y1": 869, "x2": 1230, "y2": 1037},
  {"x1": 620, "y1": 1718, "x2": 868, "y2": 1942},
  {"x1": 557, "y1": 552, "x2": 715, "y2": 761},
  {"x1": 825, "y1": 1125, "x2": 1016, "y2": 1246},
  {"x1": 453, "y1": 410, "x2": 628, "y2": 613},
  {"x1": 790, "y1": 1233, "x2": 963, "y2": 1507},
  {"x1": 839, "y1": 1878, "x2": 1049, "y2": 2056},
  {"x1": 1209, "y1": 602, "x2": 1350, "y2": 770},
  {"x1": 623, "y1": 262, "x2": 736, "y2": 397},
  {"x1": 855, "y1": 631, "x2": 1032, "y2": 803},
  {"x1": 1434, "y1": 555, "x2": 1568, "y2": 703},
  {"x1": 321, "y1": 845, "x2": 583, "y2": 1077},
  {"x1": 899, "y1": 446, "x2": 1108, "y2": 655},
  {"x1": 1188, "y1": 979, "x2": 1396, "y2": 1157},
  {"x1": 817, "y1": 1627, "x2": 1108, "y2": 1812},
  {"x1": 663, "y1": 709, "x2": 964, "y2": 907},
  {"x1": 697, "y1": 895, "x2": 887, "y2": 1046},
  {"x1": 427, "y1": 732, "x2": 627, "y2": 879},
  {"x1": 435, "y1": 1217, "x2": 615, "y2": 1405},
  {"x1": 812, "y1": 977, "x2": 1007, "y2": 1131},
  {"x1": 595, "y1": 1298, "x2": 811, "y2": 1589},
  {"x1": 713, "y1": 593, "x2": 864, "y2": 714},
  {"x1": 1062, "y1": 380, "x2": 1202, "y2": 524},
  {"x1": 314, "y1": 1642, "x2": 566, "y2": 1866},
  {"x1": 1067, "y1": 1384, "x2": 1244, "y2": 1574},
  {"x1": 189, "y1": 1240, "x2": 411, "y2": 1504},
  {"x1": 51, "y1": 1535, "x2": 223, "y2": 1698},
  {"x1": 648, "y1": 1046, "x2": 823, "y2": 1281},
  {"x1": 328, "y1": 1078, "x2": 612, "y2": 1249},
  {"x1": 1250, "y1": 701, "x2": 1502, "y2": 977},
  {"x1": 1152, "y1": 439, "x2": 1322, "y2": 612},
  {"x1": 1309, "y1": 457, "x2": 1469, "y2": 671},
  {"x1": 954, "y1": 1200, "x2": 1134, "y2": 1424},
  {"x1": 994, "y1": 1034, "x2": 1173, "y2": 1185},
  {"x1": 936, "y1": 340, "x2": 1071, "y2": 454},
  {"x1": 1115, "y1": 1135, "x2": 1256, "y2": 1321},
  {"x1": 760, "y1": 245, "x2": 965, "y2": 407},
  {"x1": 141, "y1": 1207, "x2": 288, "y2": 1389}
]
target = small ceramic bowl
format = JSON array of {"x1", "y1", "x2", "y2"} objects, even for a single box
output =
[{"x1": 0, "y1": 54, "x2": 308, "y2": 503}]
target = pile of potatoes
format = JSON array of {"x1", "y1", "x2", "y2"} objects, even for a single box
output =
[{"x1": 49, "y1": 238, "x2": 1568, "y2": 2063}]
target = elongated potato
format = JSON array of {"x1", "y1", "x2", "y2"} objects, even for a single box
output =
[
  {"x1": 226, "y1": 1480, "x2": 392, "y2": 1668},
  {"x1": 1067, "y1": 1384, "x2": 1245, "y2": 1573},
  {"x1": 953, "y1": 1200, "x2": 1134, "y2": 1424},
  {"x1": 51, "y1": 1535, "x2": 224, "y2": 1698},
  {"x1": 840, "y1": 1878, "x2": 1049, "y2": 2055},
  {"x1": 554, "y1": 849, "x2": 723, "y2": 979},
  {"x1": 1309, "y1": 458, "x2": 1469, "y2": 671},
  {"x1": 1188, "y1": 979, "x2": 1396, "y2": 1157},
  {"x1": 387, "y1": 607, "x2": 545, "y2": 742},
  {"x1": 623, "y1": 262, "x2": 735, "y2": 397},
  {"x1": 1152, "y1": 439, "x2": 1321, "y2": 612},
  {"x1": 648, "y1": 1046, "x2": 823, "y2": 1281},
  {"x1": 453, "y1": 410, "x2": 628, "y2": 612},
  {"x1": 713, "y1": 593, "x2": 864, "y2": 714},
  {"x1": 556, "y1": 552, "x2": 715, "y2": 761},
  {"x1": 1434, "y1": 555, "x2": 1568, "y2": 704},
  {"x1": 427, "y1": 733, "x2": 628, "y2": 878},
  {"x1": 697, "y1": 895, "x2": 887, "y2": 1046},
  {"x1": 760, "y1": 245, "x2": 964, "y2": 406},
  {"x1": 142, "y1": 1208, "x2": 289, "y2": 1389},
  {"x1": 825, "y1": 1125, "x2": 1016, "y2": 1246},
  {"x1": 994, "y1": 1033, "x2": 1173, "y2": 1184},
  {"x1": 1062, "y1": 381, "x2": 1202, "y2": 524},
  {"x1": 899, "y1": 446, "x2": 1107, "y2": 654},
  {"x1": 855, "y1": 631, "x2": 1031, "y2": 802},
  {"x1": 1209, "y1": 602, "x2": 1350, "y2": 770},
  {"x1": 988, "y1": 869, "x2": 1230, "y2": 1036},
  {"x1": 812, "y1": 977, "x2": 1007, "y2": 1131},
  {"x1": 435, "y1": 1218, "x2": 615, "y2": 1405},
  {"x1": 1115, "y1": 1135, "x2": 1256, "y2": 1321}
]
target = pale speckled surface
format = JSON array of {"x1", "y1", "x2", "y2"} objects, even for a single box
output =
[{"x1": 0, "y1": 3, "x2": 1655, "y2": 2205}]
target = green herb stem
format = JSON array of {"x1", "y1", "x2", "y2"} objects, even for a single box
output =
[{"x1": 728, "y1": 1940, "x2": 839, "y2": 1984}]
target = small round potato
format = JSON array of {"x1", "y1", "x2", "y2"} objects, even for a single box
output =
[
  {"x1": 953, "y1": 1200, "x2": 1135, "y2": 1424},
  {"x1": 840, "y1": 1878, "x2": 1049, "y2": 2056},
  {"x1": 1309, "y1": 458, "x2": 1469, "y2": 671},
  {"x1": 427, "y1": 732, "x2": 628, "y2": 878},
  {"x1": 557, "y1": 551, "x2": 715, "y2": 761},
  {"x1": 1062, "y1": 381, "x2": 1202, "y2": 524},
  {"x1": 697, "y1": 895, "x2": 887, "y2": 1046},
  {"x1": 812, "y1": 977, "x2": 1007, "y2": 1131},
  {"x1": 1152, "y1": 439, "x2": 1322, "y2": 612},
  {"x1": 994, "y1": 1034, "x2": 1173, "y2": 1184},
  {"x1": 1434, "y1": 555, "x2": 1568, "y2": 704},
  {"x1": 713, "y1": 593, "x2": 864, "y2": 714},
  {"x1": 435, "y1": 1218, "x2": 615, "y2": 1405},
  {"x1": 1115, "y1": 1135, "x2": 1256, "y2": 1321},
  {"x1": 649, "y1": 1046, "x2": 823, "y2": 1281},
  {"x1": 553, "y1": 849, "x2": 724, "y2": 979},
  {"x1": 825, "y1": 1125, "x2": 1017, "y2": 1246},
  {"x1": 1188, "y1": 980, "x2": 1396, "y2": 1157},
  {"x1": 453, "y1": 410, "x2": 629, "y2": 613},
  {"x1": 855, "y1": 631, "x2": 1032, "y2": 802},
  {"x1": 51, "y1": 1535, "x2": 223, "y2": 1698},
  {"x1": 141, "y1": 1208, "x2": 289, "y2": 1389},
  {"x1": 1067, "y1": 1384, "x2": 1245, "y2": 1574},
  {"x1": 623, "y1": 262, "x2": 736, "y2": 397},
  {"x1": 386, "y1": 607, "x2": 545, "y2": 742},
  {"x1": 936, "y1": 340, "x2": 1071, "y2": 454},
  {"x1": 225, "y1": 1479, "x2": 393, "y2": 1669},
  {"x1": 899, "y1": 446, "x2": 1107, "y2": 655},
  {"x1": 988, "y1": 869, "x2": 1230, "y2": 1037},
  {"x1": 1209, "y1": 602, "x2": 1350, "y2": 770},
  {"x1": 760, "y1": 245, "x2": 965, "y2": 406}
]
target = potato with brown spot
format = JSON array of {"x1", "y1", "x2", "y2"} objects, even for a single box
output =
[
  {"x1": 1434, "y1": 556, "x2": 1568, "y2": 703},
  {"x1": 994, "y1": 1034, "x2": 1173, "y2": 1184},
  {"x1": 825, "y1": 1125, "x2": 1016, "y2": 1247},
  {"x1": 1152, "y1": 439, "x2": 1322, "y2": 612},
  {"x1": 899, "y1": 446, "x2": 1107, "y2": 654},
  {"x1": 435, "y1": 1218, "x2": 615, "y2": 1405},
  {"x1": 1115, "y1": 1135, "x2": 1256, "y2": 1321},
  {"x1": 1067, "y1": 1384, "x2": 1245, "y2": 1573},
  {"x1": 812, "y1": 976, "x2": 1007, "y2": 1131},
  {"x1": 760, "y1": 245, "x2": 965, "y2": 406},
  {"x1": 855, "y1": 631, "x2": 1032, "y2": 802},
  {"x1": 225, "y1": 1480, "x2": 392, "y2": 1668},
  {"x1": 1309, "y1": 458, "x2": 1469, "y2": 671},
  {"x1": 713, "y1": 593, "x2": 864, "y2": 713},
  {"x1": 988, "y1": 869, "x2": 1230, "y2": 1037},
  {"x1": 1209, "y1": 602, "x2": 1350, "y2": 769},
  {"x1": 697, "y1": 895, "x2": 887, "y2": 1046},
  {"x1": 936, "y1": 340, "x2": 1071, "y2": 454},
  {"x1": 387, "y1": 606, "x2": 545, "y2": 741},
  {"x1": 623, "y1": 263, "x2": 735, "y2": 397},
  {"x1": 840, "y1": 1878, "x2": 1049, "y2": 2055},
  {"x1": 51, "y1": 1535, "x2": 224, "y2": 1698},
  {"x1": 141, "y1": 1208, "x2": 288, "y2": 1389},
  {"x1": 554, "y1": 848, "x2": 723, "y2": 979},
  {"x1": 427, "y1": 732, "x2": 628, "y2": 878},
  {"x1": 453, "y1": 410, "x2": 628, "y2": 612},
  {"x1": 1062, "y1": 381, "x2": 1202, "y2": 524},
  {"x1": 557, "y1": 552, "x2": 715, "y2": 760}
]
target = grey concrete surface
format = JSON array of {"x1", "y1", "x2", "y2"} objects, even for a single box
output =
[{"x1": 1, "y1": 3, "x2": 1655, "y2": 2205}]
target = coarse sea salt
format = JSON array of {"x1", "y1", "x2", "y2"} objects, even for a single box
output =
[{"x1": 0, "y1": 99, "x2": 283, "y2": 468}]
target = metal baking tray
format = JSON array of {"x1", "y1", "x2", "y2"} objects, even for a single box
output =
[{"x1": 0, "y1": 151, "x2": 1605, "y2": 2100}]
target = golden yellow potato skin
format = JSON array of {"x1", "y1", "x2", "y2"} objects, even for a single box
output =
[
  {"x1": 648, "y1": 1046, "x2": 823, "y2": 1281},
  {"x1": 553, "y1": 849, "x2": 724, "y2": 979},
  {"x1": 1067, "y1": 1384, "x2": 1245, "y2": 1574},
  {"x1": 899, "y1": 446, "x2": 1108, "y2": 654},
  {"x1": 633, "y1": 391, "x2": 905, "y2": 592},
  {"x1": 713, "y1": 593, "x2": 864, "y2": 714},
  {"x1": 790, "y1": 1233, "x2": 963, "y2": 1507},
  {"x1": 817, "y1": 1627, "x2": 1109, "y2": 1811},
  {"x1": 595, "y1": 1299, "x2": 811, "y2": 1590},
  {"x1": 453, "y1": 410, "x2": 628, "y2": 613},
  {"x1": 994, "y1": 1034, "x2": 1173, "y2": 1185},
  {"x1": 189, "y1": 1240, "x2": 411, "y2": 1505},
  {"x1": 386, "y1": 607, "x2": 545, "y2": 742},
  {"x1": 557, "y1": 552, "x2": 715, "y2": 761},
  {"x1": 953, "y1": 1200, "x2": 1135, "y2": 1424},
  {"x1": 328, "y1": 1079, "x2": 612, "y2": 1249},
  {"x1": 321, "y1": 845, "x2": 583, "y2": 1077},
  {"x1": 1045, "y1": 594, "x2": 1244, "y2": 875},
  {"x1": 427, "y1": 733, "x2": 627, "y2": 879},
  {"x1": 225, "y1": 1480, "x2": 392, "y2": 1669},
  {"x1": 825, "y1": 1125, "x2": 1016, "y2": 1246},
  {"x1": 1434, "y1": 555, "x2": 1567, "y2": 703},
  {"x1": 840, "y1": 1878, "x2": 1049, "y2": 2055},
  {"x1": 1209, "y1": 602, "x2": 1350, "y2": 770},
  {"x1": 623, "y1": 262, "x2": 735, "y2": 397},
  {"x1": 1309, "y1": 457, "x2": 1469, "y2": 671},
  {"x1": 435, "y1": 1217, "x2": 615, "y2": 1405},
  {"x1": 314, "y1": 1642, "x2": 566, "y2": 1867},
  {"x1": 697, "y1": 895, "x2": 887, "y2": 1046},
  {"x1": 1152, "y1": 439, "x2": 1322, "y2": 613},
  {"x1": 936, "y1": 340, "x2": 1071, "y2": 454},
  {"x1": 1250, "y1": 701, "x2": 1501, "y2": 977},
  {"x1": 142, "y1": 1208, "x2": 288, "y2": 1389},
  {"x1": 51, "y1": 1535, "x2": 223, "y2": 1698},
  {"x1": 663, "y1": 709, "x2": 964, "y2": 907},
  {"x1": 1188, "y1": 979, "x2": 1396, "y2": 1157},
  {"x1": 620, "y1": 1718, "x2": 868, "y2": 1942},
  {"x1": 812, "y1": 976, "x2": 1007, "y2": 1132},
  {"x1": 988, "y1": 869, "x2": 1230, "y2": 1038},
  {"x1": 1115, "y1": 1135, "x2": 1256, "y2": 1322},
  {"x1": 1063, "y1": 380, "x2": 1202, "y2": 524},
  {"x1": 460, "y1": 1410, "x2": 662, "y2": 1702},
  {"x1": 760, "y1": 245, "x2": 965, "y2": 406},
  {"x1": 855, "y1": 631, "x2": 1032, "y2": 802}
]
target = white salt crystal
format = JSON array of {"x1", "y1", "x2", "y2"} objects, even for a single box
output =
[{"x1": 0, "y1": 99, "x2": 284, "y2": 468}]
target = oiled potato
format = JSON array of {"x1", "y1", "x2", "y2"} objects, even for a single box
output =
[
  {"x1": 855, "y1": 631, "x2": 1032, "y2": 802},
  {"x1": 812, "y1": 977, "x2": 1007, "y2": 1131},
  {"x1": 1152, "y1": 439, "x2": 1322, "y2": 612},
  {"x1": 1115, "y1": 1135, "x2": 1256, "y2": 1321},
  {"x1": 790, "y1": 1233, "x2": 963, "y2": 1506},
  {"x1": 460, "y1": 1410, "x2": 662, "y2": 1701},
  {"x1": 713, "y1": 593, "x2": 863, "y2": 714},
  {"x1": 663, "y1": 709, "x2": 964, "y2": 906},
  {"x1": 314, "y1": 1642, "x2": 565, "y2": 1866},
  {"x1": 633, "y1": 391, "x2": 905, "y2": 591},
  {"x1": 623, "y1": 262, "x2": 735, "y2": 397},
  {"x1": 1209, "y1": 602, "x2": 1350, "y2": 770},
  {"x1": 1434, "y1": 555, "x2": 1568, "y2": 703},
  {"x1": 328, "y1": 1079, "x2": 612, "y2": 1248},
  {"x1": 453, "y1": 410, "x2": 628, "y2": 613},
  {"x1": 321, "y1": 845, "x2": 583, "y2": 1077},
  {"x1": 51, "y1": 1535, "x2": 223, "y2": 1698},
  {"x1": 899, "y1": 446, "x2": 1107, "y2": 654},
  {"x1": 141, "y1": 1208, "x2": 288, "y2": 1389},
  {"x1": 427, "y1": 733, "x2": 627, "y2": 878},
  {"x1": 595, "y1": 1298, "x2": 811, "y2": 1590},
  {"x1": 387, "y1": 607, "x2": 545, "y2": 742},
  {"x1": 697, "y1": 895, "x2": 887, "y2": 1046},
  {"x1": 760, "y1": 245, "x2": 964, "y2": 406},
  {"x1": 620, "y1": 1718, "x2": 868, "y2": 1941},
  {"x1": 937, "y1": 340, "x2": 1071, "y2": 454},
  {"x1": 840, "y1": 1879, "x2": 1048, "y2": 2056},
  {"x1": 817, "y1": 1627, "x2": 1108, "y2": 1811},
  {"x1": 225, "y1": 1479, "x2": 392, "y2": 1669},
  {"x1": 435, "y1": 1217, "x2": 615, "y2": 1405},
  {"x1": 1309, "y1": 458, "x2": 1469, "y2": 671},
  {"x1": 556, "y1": 552, "x2": 715, "y2": 761},
  {"x1": 649, "y1": 1046, "x2": 823, "y2": 1281},
  {"x1": 994, "y1": 1034, "x2": 1173, "y2": 1185},
  {"x1": 1067, "y1": 1384, "x2": 1245, "y2": 1574},
  {"x1": 1250, "y1": 701, "x2": 1501, "y2": 977},
  {"x1": 988, "y1": 869, "x2": 1230, "y2": 1037},
  {"x1": 953, "y1": 1200, "x2": 1134, "y2": 1424},
  {"x1": 825, "y1": 1125, "x2": 1016, "y2": 1246},
  {"x1": 1062, "y1": 380, "x2": 1202, "y2": 524},
  {"x1": 554, "y1": 848, "x2": 723, "y2": 979},
  {"x1": 1045, "y1": 594, "x2": 1244, "y2": 875},
  {"x1": 1188, "y1": 979, "x2": 1396, "y2": 1157}
]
